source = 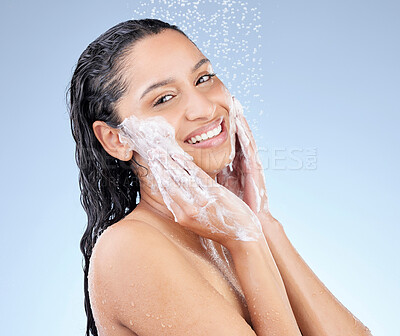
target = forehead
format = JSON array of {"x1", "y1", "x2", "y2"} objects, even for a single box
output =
[
  {"x1": 123, "y1": 29, "x2": 205, "y2": 85},
  {"x1": 127, "y1": 29, "x2": 203, "y2": 76},
  {"x1": 133, "y1": 29, "x2": 200, "y2": 58}
]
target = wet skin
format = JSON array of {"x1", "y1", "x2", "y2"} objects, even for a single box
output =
[{"x1": 90, "y1": 29, "x2": 255, "y2": 334}]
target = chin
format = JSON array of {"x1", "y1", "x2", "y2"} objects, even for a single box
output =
[{"x1": 188, "y1": 139, "x2": 234, "y2": 178}]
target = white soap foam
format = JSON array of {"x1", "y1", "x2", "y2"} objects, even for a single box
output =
[
  {"x1": 118, "y1": 95, "x2": 262, "y2": 242},
  {"x1": 231, "y1": 97, "x2": 267, "y2": 214}
]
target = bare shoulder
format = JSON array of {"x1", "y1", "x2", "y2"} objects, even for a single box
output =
[
  {"x1": 89, "y1": 218, "x2": 255, "y2": 336},
  {"x1": 90, "y1": 218, "x2": 166, "y2": 266},
  {"x1": 90, "y1": 218, "x2": 177, "y2": 283}
]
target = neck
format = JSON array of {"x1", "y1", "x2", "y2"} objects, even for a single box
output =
[
  {"x1": 134, "y1": 167, "x2": 220, "y2": 244},
  {"x1": 139, "y1": 185, "x2": 176, "y2": 222},
  {"x1": 136, "y1": 181, "x2": 209, "y2": 250}
]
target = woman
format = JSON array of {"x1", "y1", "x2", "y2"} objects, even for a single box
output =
[{"x1": 68, "y1": 19, "x2": 372, "y2": 336}]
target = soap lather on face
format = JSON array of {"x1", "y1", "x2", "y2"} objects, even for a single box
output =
[
  {"x1": 117, "y1": 95, "x2": 264, "y2": 245},
  {"x1": 114, "y1": 29, "x2": 236, "y2": 177},
  {"x1": 113, "y1": 29, "x2": 266, "y2": 243},
  {"x1": 118, "y1": 94, "x2": 237, "y2": 183},
  {"x1": 117, "y1": 91, "x2": 237, "y2": 194}
]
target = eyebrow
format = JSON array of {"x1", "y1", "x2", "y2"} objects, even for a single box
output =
[{"x1": 139, "y1": 58, "x2": 210, "y2": 100}]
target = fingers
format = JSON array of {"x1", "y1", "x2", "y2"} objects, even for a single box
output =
[
  {"x1": 235, "y1": 111, "x2": 253, "y2": 151},
  {"x1": 232, "y1": 98, "x2": 254, "y2": 144},
  {"x1": 235, "y1": 116, "x2": 256, "y2": 174},
  {"x1": 233, "y1": 100, "x2": 264, "y2": 173},
  {"x1": 150, "y1": 159, "x2": 203, "y2": 221},
  {"x1": 150, "y1": 150, "x2": 210, "y2": 208},
  {"x1": 232, "y1": 98, "x2": 254, "y2": 155},
  {"x1": 171, "y1": 153, "x2": 218, "y2": 194}
]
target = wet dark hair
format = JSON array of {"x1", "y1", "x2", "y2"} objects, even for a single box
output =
[{"x1": 67, "y1": 19, "x2": 192, "y2": 336}]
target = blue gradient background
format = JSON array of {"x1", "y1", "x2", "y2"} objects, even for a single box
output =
[{"x1": 0, "y1": 1, "x2": 398, "y2": 335}]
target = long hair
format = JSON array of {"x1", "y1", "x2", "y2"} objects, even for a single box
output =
[{"x1": 67, "y1": 19, "x2": 191, "y2": 336}]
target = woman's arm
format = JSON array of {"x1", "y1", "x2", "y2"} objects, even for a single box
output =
[
  {"x1": 225, "y1": 235, "x2": 302, "y2": 336},
  {"x1": 137, "y1": 147, "x2": 302, "y2": 335},
  {"x1": 216, "y1": 97, "x2": 372, "y2": 335},
  {"x1": 257, "y1": 212, "x2": 373, "y2": 336}
]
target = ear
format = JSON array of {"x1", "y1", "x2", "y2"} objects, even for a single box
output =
[{"x1": 92, "y1": 120, "x2": 133, "y2": 161}]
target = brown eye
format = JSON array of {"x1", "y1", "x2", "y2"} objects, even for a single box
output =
[
  {"x1": 153, "y1": 94, "x2": 173, "y2": 107},
  {"x1": 196, "y1": 73, "x2": 216, "y2": 85},
  {"x1": 152, "y1": 73, "x2": 217, "y2": 108}
]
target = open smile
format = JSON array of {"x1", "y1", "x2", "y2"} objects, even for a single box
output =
[{"x1": 184, "y1": 119, "x2": 228, "y2": 149}]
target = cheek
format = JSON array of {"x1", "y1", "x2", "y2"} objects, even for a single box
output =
[{"x1": 213, "y1": 79, "x2": 233, "y2": 105}]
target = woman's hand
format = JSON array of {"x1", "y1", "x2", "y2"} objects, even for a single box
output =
[
  {"x1": 217, "y1": 97, "x2": 270, "y2": 218},
  {"x1": 118, "y1": 110, "x2": 264, "y2": 247},
  {"x1": 147, "y1": 148, "x2": 264, "y2": 248}
]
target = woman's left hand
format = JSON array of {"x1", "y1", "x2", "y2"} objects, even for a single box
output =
[{"x1": 216, "y1": 97, "x2": 270, "y2": 219}]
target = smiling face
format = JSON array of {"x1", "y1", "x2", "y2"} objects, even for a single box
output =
[{"x1": 115, "y1": 29, "x2": 235, "y2": 177}]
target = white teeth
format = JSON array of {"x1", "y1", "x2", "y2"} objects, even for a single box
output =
[
  {"x1": 187, "y1": 123, "x2": 223, "y2": 144},
  {"x1": 214, "y1": 125, "x2": 221, "y2": 136}
]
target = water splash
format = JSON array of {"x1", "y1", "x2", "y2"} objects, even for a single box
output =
[{"x1": 131, "y1": 0, "x2": 264, "y2": 118}]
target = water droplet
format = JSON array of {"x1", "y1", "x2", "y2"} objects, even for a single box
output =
[
  {"x1": 129, "y1": 320, "x2": 134, "y2": 325},
  {"x1": 131, "y1": 0, "x2": 264, "y2": 114},
  {"x1": 146, "y1": 313, "x2": 151, "y2": 317},
  {"x1": 111, "y1": 325, "x2": 116, "y2": 330}
]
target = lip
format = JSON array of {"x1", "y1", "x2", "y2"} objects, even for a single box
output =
[
  {"x1": 184, "y1": 119, "x2": 228, "y2": 149},
  {"x1": 183, "y1": 116, "x2": 224, "y2": 143}
]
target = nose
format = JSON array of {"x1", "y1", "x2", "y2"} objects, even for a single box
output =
[{"x1": 184, "y1": 90, "x2": 216, "y2": 121}]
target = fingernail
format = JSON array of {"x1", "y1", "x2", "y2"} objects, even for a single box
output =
[{"x1": 172, "y1": 153, "x2": 185, "y2": 161}]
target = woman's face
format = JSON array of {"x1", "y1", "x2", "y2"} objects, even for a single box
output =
[{"x1": 116, "y1": 29, "x2": 234, "y2": 176}]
